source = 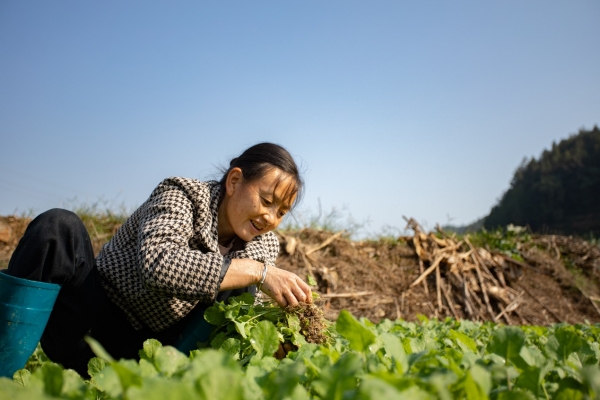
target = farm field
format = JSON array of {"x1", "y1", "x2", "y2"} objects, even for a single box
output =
[
  {"x1": 1, "y1": 214, "x2": 600, "y2": 399},
  {"x1": 1, "y1": 298, "x2": 600, "y2": 399}
]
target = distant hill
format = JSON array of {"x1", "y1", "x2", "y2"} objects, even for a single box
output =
[
  {"x1": 483, "y1": 126, "x2": 600, "y2": 236},
  {"x1": 442, "y1": 216, "x2": 486, "y2": 235}
]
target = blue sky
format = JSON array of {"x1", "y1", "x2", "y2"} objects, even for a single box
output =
[{"x1": 1, "y1": 1, "x2": 599, "y2": 237}]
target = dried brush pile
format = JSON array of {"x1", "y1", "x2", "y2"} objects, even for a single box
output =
[{"x1": 404, "y1": 217, "x2": 529, "y2": 324}]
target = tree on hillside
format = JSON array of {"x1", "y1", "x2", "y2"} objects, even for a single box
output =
[{"x1": 484, "y1": 126, "x2": 600, "y2": 236}]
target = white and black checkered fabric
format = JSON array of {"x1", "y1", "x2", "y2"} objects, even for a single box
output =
[{"x1": 95, "y1": 177, "x2": 279, "y2": 332}]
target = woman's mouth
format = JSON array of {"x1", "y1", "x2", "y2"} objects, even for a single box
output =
[{"x1": 251, "y1": 220, "x2": 263, "y2": 232}]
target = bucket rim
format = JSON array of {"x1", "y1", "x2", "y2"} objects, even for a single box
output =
[{"x1": 0, "y1": 270, "x2": 61, "y2": 290}]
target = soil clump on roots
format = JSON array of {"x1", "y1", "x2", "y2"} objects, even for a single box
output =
[{"x1": 285, "y1": 302, "x2": 328, "y2": 344}]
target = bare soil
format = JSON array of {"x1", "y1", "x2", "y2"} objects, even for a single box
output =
[{"x1": 275, "y1": 229, "x2": 600, "y2": 325}]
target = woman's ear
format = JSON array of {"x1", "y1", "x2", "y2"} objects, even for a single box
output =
[{"x1": 225, "y1": 167, "x2": 243, "y2": 196}]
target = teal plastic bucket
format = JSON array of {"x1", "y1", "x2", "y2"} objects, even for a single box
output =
[
  {"x1": 0, "y1": 271, "x2": 61, "y2": 377},
  {"x1": 173, "y1": 303, "x2": 213, "y2": 354}
]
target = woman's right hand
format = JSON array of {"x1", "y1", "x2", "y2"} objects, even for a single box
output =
[
  {"x1": 260, "y1": 265, "x2": 312, "y2": 308},
  {"x1": 220, "y1": 259, "x2": 312, "y2": 308}
]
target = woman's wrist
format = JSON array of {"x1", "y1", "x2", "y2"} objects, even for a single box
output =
[
  {"x1": 256, "y1": 263, "x2": 268, "y2": 293},
  {"x1": 220, "y1": 259, "x2": 269, "y2": 291}
]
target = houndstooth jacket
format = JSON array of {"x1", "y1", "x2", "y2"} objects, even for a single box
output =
[{"x1": 95, "y1": 177, "x2": 280, "y2": 332}]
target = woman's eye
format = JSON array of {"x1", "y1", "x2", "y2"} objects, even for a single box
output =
[{"x1": 262, "y1": 198, "x2": 272, "y2": 206}]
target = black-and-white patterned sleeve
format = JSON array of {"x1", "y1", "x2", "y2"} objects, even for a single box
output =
[
  {"x1": 262, "y1": 231, "x2": 280, "y2": 267},
  {"x1": 136, "y1": 186, "x2": 223, "y2": 302}
]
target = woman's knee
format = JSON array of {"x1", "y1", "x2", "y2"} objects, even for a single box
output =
[
  {"x1": 35, "y1": 208, "x2": 84, "y2": 231},
  {"x1": 38, "y1": 208, "x2": 79, "y2": 223}
]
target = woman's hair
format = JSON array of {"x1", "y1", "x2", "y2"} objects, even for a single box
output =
[{"x1": 219, "y1": 142, "x2": 304, "y2": 209}]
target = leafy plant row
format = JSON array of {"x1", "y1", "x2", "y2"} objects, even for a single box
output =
[{"x1": 2, "y1": 294, "x2": 600, "y2": 399}]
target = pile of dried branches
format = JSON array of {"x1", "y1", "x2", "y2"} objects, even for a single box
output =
[{"x1": 404, "y1": 217, "x2": 531, "y2": 324}]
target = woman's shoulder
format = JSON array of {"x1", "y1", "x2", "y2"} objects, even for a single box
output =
[
  {"x1": 154, "y1": 176, "x2": 218, "y2": 192},
  {"x1": 148, "y1": 177, "x2": 219, "y2": 202},
  {"x1": 139, "y1": 177, "x2": 221, "y2": 219}
]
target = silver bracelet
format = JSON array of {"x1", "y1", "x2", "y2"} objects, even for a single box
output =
[{"x1": 256, "y1": 263, "x2": 268, "y2": 293}]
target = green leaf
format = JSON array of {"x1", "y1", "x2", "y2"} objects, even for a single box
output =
[
  {"x1": 182, "y1": 349, "x2": 240, "y2": 382},
  {"x1": 127, "y1": 377, "x2": 198, "y2": 400},
  {"x1": 555, "y1": 388, "x2": 584, "y2": 400},
  {"x1": 581, "y1": 365, "x2": 600, "y2": 399},
  {"x1": 139, "y1": 339, "x2": 162, "y2": 361},
  {"x1": 220, "y1": 338, "x2": 241, "y2": 360},
  {"x1": 554, "y1": 377, "x2": 585, "y2": 400},
  {"x1": 514, "y1": 362, "x2": 554, "y2": 398},
  {"x1": 112, "y1": 360, "x2": 143, "y2": 390},
  {"x1": 250, "y1": 320, "x2": 280, "y2": 359},
  {"x1": 233, "y1": 316, "x2": 252, "y2": 339},
  {"x1": 425, "y1": 372, "x2": 456, "y2": 400},
  {"x1": 139, "y1": 359, "x2": 159, "y2": 377},
  {"x1": 210, "y1": 331, "x2": 228, "y2": 349},
  {"x1": 487, "y1": 326, "x2": 525, "y2": 367},
  {"x1": 292, "y1": 331, "x2": 308, "y2": 347},
  {"x1": 286, "y1": 313, "x2": 301, "y2": 332},
  {"x1": 0, "y1": 378, "x2": 48, "y2": 400},
  {"x1": 380, "y1": 333, "x2": 408, "y2": 373},
  {"x1": 225, "y1": 303, "x2": 242, "y2": 320},
  {"x1": 409, "y1": 337, "x2": 426, "y2": 353},
  {"x1": 288, "y1": 384, "x2": 311, "y2": 400},
  {"x1": 248, "y1": 354, "x2": 280, "y2": 372},
  {"x1": 255, "y1": 360, "x2": 307, "y2": 400},
  {"x1": 61, "y1": 369, "x2": 86, "y2": 398},
  {"x1": 519, "y1": 345, "x2": 546, "y2": 368},
  {"x1": 41, "y1": 363, "x2": 63, "y2": 397},
  {"x1": 492, "y1": 388, "x2": 537, "y2": 399},
  {"x1": 416, "y1": 314, "x2": 429, "y2": 323},
  {"x1": 90, "y1": 365, "x2": 122, "y2": 398},
  {"x1": 401, "y1": 337, "x2": 413, "y2": 354},
  {"x1": 185, "y1": 351, "x2": 248, "y2": 399},
  {"x1": 87, "y1": 357, "x2": 107, "y2": 377},
  {"x1": 357, "y1": 376, "x2": 413, "y2": 399},
  {"x1": 236, "y1": 292, "x2": 255, "y2": 305},
  {"x1": 545, "y1": 327, "x2": 584, "y2": 364},
  {"x1": 468, "y1": 364, "x2": 492, "y2": 398},
  {"x1": 449, "y1": 329, "x2": 478, "y2": 353},
  {"x1": 311, "y1": 352, "x2": 363, "y2": 399},
  {"x1": 153, "y1": 346, "x2": 189, "y2": 377},
  {"x1": 194, "y1": 360, "x2": 245, "y2": 400},
  {"x1": 336, "y1": 310, "x2": 376, "y2": 352},
  {"x1": 307, "y1": 275, "x2": 317, "y2": 286},
  {"x1": 204, "y1": 304, "x2": 226, "y2": 326},
  {"x1": 12, "y1": 369, "x2": 31, "y2": 387},
  {"x1": 84, "y1": 336, "x2": 115, "y2": 363}
]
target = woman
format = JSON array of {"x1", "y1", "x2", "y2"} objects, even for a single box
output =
[{"x1": 5, "y1": 142, "x2": 311, "y2": 376}]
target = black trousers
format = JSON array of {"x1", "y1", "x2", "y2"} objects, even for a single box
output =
[{"x1": 7, "y1": 209, "x2": 194, "y2": 377}]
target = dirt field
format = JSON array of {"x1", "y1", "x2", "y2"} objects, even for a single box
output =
[
  {"x1": 275, "y1": 228, "x2": 600, "y2": 325},
  {"x1": 2, "y1": 215, "x2": 600, "y2": 325}
]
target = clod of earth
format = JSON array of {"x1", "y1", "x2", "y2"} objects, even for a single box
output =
[{"x1": 284, "y1": 302, "x2": 328, "y2": 344}]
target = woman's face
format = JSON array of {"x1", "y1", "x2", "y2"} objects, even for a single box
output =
[{"x1": 220, "y1": 167, "x2": 296, "y2": 243}]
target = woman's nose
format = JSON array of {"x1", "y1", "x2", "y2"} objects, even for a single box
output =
[{"x1": 263, "y1": 208, "x2": 276, "y2": 224}]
